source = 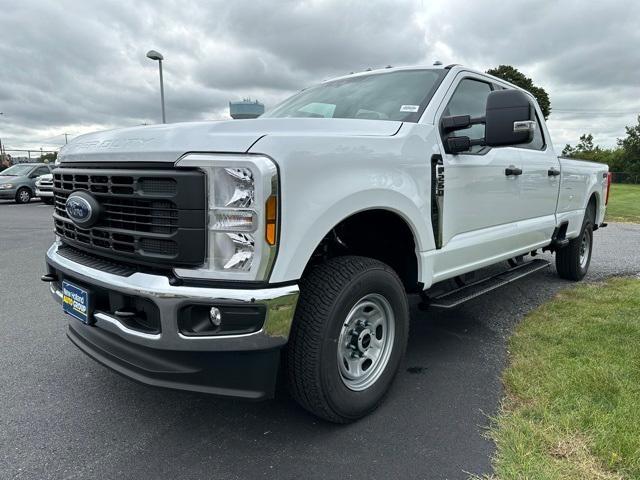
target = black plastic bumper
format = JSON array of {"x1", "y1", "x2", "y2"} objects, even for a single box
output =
[{"x1": 67, "y1": 321, "x2": 282, "y2": 400}]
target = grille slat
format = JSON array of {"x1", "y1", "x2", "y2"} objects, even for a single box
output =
[{"x1": 52, "y1": 166, "x2": 206, "y2": 267}]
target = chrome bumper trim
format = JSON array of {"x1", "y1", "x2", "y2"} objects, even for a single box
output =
[
  {"x1": 47, "y1": 243, "x2": 299, "y2": 351},
  {"x1": 94, "y1": 312, "x2": 162, "y2": 341}
]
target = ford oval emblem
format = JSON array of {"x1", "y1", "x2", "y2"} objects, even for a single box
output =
[{"x1": 65, "y1": 192, "x2": 100, "y2": 227}]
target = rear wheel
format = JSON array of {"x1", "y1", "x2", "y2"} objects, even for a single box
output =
[
  {"x1": 286, "y1": 256, "x2": 409, "y2": 423},
  {"x1": 555, "y1": 207, "x2": 594, "y2": 281},
  {"x1": 15, "y1": 187, "x2": 32, "y2": 204}
]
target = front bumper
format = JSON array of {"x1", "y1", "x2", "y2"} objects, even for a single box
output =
[
  {"x1": 45, "y1": 243, "x2": 299, "y2": 399},
  {"x1": 0, "y1": 188, "x2": 17, "y2": 199},
  {"x1": 36, "y1": 188, "x2": 53, "y2": 197}
]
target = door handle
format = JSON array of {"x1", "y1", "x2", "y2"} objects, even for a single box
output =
[
  {"x1": 505, "y1": 166, "x2": 523, "y2": 176},
  {"x1": 548, "y1": 167, "x2": 561, "y2": 177}
]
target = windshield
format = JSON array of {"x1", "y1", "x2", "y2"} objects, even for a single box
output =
[
  {"x1": 264, "y1": 69, "x2": 447, "y2": 122},
  {"x1": 1, "y1": 164, "x2": 35, "y2": 176}
]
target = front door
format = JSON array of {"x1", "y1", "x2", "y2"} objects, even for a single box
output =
[{"x1": 431, "y1": 74, "x2": 529, "y2": 280}]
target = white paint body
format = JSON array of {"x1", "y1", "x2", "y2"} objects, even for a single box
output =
[{"x1": 58, "y1": 65, "x2": 608, "y2": 289}]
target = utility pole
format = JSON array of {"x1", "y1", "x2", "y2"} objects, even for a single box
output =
[{"x1": 64, "y1": 133, "x2": 69, "y2": 144}]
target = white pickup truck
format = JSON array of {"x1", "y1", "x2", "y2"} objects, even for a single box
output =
[{"x1": 44, "y1": 64, "x2": 610, "y2": 423}]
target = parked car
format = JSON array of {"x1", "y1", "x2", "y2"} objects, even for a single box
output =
[
  {"x1": 35, "y1": 173, "x2": 54, "y2": 204},
  {"x1": 43, "y1": 64, "x2": 610, "y2": 423},
  {"x1": 0, "y1": 163, "x2": 52, "y2": 203}
]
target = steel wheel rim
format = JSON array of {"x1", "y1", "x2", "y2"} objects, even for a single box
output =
[
  {"x1": 337, "y1": 293, "x2": 395, "y2": 391},
  {"x1": 19, "y1": 190, "x2": 30, "y2": 202},
  {"x1": 579, "y1": 230, "x2": 590, "y2": 268}
]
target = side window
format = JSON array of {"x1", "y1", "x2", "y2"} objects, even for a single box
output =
[
  {"x1": 442, "y1": 78, "x2": 492, "y2": 153},
  {"x1": 34, "y1": 167, "x2": 50, "y2": 176},
  {"x1": 518, "y1": 112, "x2": 545, "y2": 151}
]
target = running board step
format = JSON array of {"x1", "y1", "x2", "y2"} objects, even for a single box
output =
[{"x1": 428, "y1": 259, "x2": 550, "y2": 309}]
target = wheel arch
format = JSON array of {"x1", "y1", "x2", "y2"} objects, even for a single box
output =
[
  {"x1": 300, "y1": 206, "x2": 424, "y2": 292},
  {"x1": 587, "y1": 191, "x2": 599, "y2": 223}
]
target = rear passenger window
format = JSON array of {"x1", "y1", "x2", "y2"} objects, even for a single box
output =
[{"x1": 442, "y1": 78, "x2": 492, "y2": 153}]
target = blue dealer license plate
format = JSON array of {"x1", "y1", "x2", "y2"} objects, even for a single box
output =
[{"x1": 62, "y1": 280, "x2": 92, "y2": 324}]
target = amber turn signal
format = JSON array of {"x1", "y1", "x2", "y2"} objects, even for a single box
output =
[{"x1": 265, "y1": 195, "x2": 277, "y2": 245}]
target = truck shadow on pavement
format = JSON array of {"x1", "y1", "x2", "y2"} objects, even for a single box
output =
[{"x1": 53, "y1": 267, "x2": 580, "y2": 479}]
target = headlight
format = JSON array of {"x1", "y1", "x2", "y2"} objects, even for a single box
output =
[
  {"x1": 173, "y1": 154, "x2": 279, "y2": 281},
  {"x1": 0, "y1": 184, "x2": 14, "y2": 189}
]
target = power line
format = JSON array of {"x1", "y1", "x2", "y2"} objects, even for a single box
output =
[{"x1": 553, "y1": 108, "x2": 639, "y2": 114}]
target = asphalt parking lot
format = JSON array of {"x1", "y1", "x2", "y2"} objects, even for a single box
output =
[{"x1": 1, "y1": 200, "x2": 639, "y2": 480}]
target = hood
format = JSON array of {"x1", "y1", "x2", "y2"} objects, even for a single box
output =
[
  {"x1": 58, "y1": 118, "x2": 403, "y2": 164},
  {"x1": 0, "y1": 175, "x2": 23, "y2": 183}
]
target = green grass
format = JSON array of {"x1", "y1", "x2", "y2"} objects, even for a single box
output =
[
  {"x1": 606, "y1": 184, "x2": 640, "y2": 223},
  {"x1": 488, "y1": 278, "x2": 640, "y2": 479}
]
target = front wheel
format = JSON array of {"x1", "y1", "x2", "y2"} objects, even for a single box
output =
[
  {"x1": 286, "y1": 256, "x2": 409, "y2": 423},
  {"x1": 15, "y1": 187, "x2": 32, "y2": 204}
]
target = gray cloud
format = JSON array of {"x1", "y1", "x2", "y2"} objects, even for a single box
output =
[{"x1": 0, "y1": 0, "x2": 638, "y2": 152}]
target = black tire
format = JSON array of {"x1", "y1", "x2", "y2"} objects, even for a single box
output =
[
  {"x1": 286, "y1": 256, "x2": 409, "y2": 423},
  {"x1": 15, "y1": 187, "x2": 32, "y2": 204},
  {"x1": 42, "y1": 197, "x2": 54, "y2": 205},
  {"x1": 555, "y1": 206, "x2": 595, "y2": 281}
]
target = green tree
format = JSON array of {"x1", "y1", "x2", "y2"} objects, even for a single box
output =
[
  {"x1": 486, "y1": 65, "x2": 551, "y2": 119},
  {"x1": 576, "y1": 133, "x2": 595, "y2": 152},
  {"x1": 562, "y1": 117, "x2": 640, "y2": 177},
  {"x1": 39, "y1": 152, "x2": 57, "y2": 163},
  {"x1": 562, "y1": 132, "x2": 627, "y2": 173},
  {"x1": 617, "y1": 115, "x2": 640, "y2": 175}
]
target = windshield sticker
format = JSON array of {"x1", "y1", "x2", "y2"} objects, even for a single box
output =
[{"x1": 400, "y1": 105, "x2": 420, "y2": 112}]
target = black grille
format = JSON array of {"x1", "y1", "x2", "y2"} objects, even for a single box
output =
[
  {"x1": 55, "y1": 192, "x2": 179, "y2": 234},
  {"x1": 53, "y1": 166, "x2": 206, "y2": 267}
]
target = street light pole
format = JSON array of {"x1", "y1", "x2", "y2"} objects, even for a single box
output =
[{"x1": 146, "y1": 50, "x2": 166, "y2": 123}]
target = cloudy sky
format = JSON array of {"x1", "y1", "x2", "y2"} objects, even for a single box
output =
[{"x1": 1, "y1": 0, "x2": 639, "y2": 153}]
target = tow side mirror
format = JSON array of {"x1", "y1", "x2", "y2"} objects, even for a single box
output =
[{"x1": 484, "y1": 90, "x2": 535, "y2": 147}]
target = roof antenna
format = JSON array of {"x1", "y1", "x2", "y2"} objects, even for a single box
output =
[{"x1": 433, "y1": 60, "x2": 443, "y2": 66}]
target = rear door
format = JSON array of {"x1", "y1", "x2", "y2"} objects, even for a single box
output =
[{"x1": 514, "y1": 112, "x2": 560, "y2": 245}]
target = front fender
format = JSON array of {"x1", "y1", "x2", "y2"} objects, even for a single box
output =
[
  {"x1": 250, "y1": 127, "x2": 438, "y2": 284},
  {"x1": 271, "y1": 189, "x2": 434, "y2": 283}
]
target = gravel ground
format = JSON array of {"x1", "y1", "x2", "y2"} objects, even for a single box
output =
[{"x1": 1, "y1": 200, "x2": 639, "y2": 480}]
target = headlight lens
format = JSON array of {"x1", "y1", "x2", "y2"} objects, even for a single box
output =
[
  {"x1": 215, "y1": 167, "x2": 254, "y2": 207},
  {"x1": 0, "y1": 184, "x2": 14, "y2": 189},
  {"x1": 173, "y1": 154, "x2": 278, "y2": 281},
  {"x1": 214, "y1": 232, "x2": 255, "y2": 271}
]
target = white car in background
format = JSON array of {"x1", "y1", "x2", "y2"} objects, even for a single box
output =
[{"x1": 35, "y1": 173, "x2": 54, "y2": 204}]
